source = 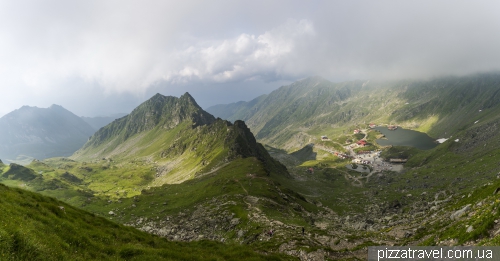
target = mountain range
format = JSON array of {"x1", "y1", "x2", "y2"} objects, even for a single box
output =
[
  {"x1": 3, "y1": 73, "x2": 500, "y2": 259},
  {"x1": 72, "y1": 92, "x2": 287, "y2": 185},
  {"x1": 207, "y1": 73, "x2": 500, "y2": 152},
  {"x1": 0, "y1": 105, "x2": 127, "y2": 164}
]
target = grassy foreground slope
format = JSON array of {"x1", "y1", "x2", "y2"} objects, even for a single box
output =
[{"x1": 0, "y1": 183, "x2": 294, "y2": 261}]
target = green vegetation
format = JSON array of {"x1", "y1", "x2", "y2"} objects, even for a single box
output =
[
  {"x1": 5, "y1": 74, "x2": 500, "y2": 259},
  {"x1": 0, "y1": 183, "x2": 293, "y2": 261},
  {"x1": 85, "y1": 158, "x2": 313, "y2": 221}
]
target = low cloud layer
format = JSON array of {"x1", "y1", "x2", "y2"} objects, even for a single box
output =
[{"x1": 0, "y1": 1, "x2": 499, "y2": 116}]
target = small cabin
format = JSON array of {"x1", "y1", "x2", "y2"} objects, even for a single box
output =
[{"x1": 357, "y1": 140, "x2": 367, "y2": 146}]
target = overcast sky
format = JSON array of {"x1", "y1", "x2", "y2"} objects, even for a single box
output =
[{"x1": 1, "y1": 0, "x2": 500, "y2": 117}]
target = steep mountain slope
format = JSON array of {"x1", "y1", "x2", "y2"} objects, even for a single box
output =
[
  {"x1": 390, "y1": 73, "x2": 500, "y2": 138},
  {"x1": 81, "y1": 113, "x2": 128, "y2": 131},
  {"x1": 208, "y1": 73, "x2": 500, "y2": 151},
  {"x1": 0, "y1": 183, "x2": 293, "y2": 260},
  {"x1": 208, "y1": 76, "x2": 389, "y2": 149},
  {"x1": 72, "y1": 92, "x2": 287, "y2": 185},
  {"x1": 74, "y1": 93, "x2": 215, "y2": 158},
  {"x1": 0, "y1": 105, "x2": 95, "y2": 163}
]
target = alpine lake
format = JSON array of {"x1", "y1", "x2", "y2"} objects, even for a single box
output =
[{"x1": 374, "y1": 126, "x2": 438, "y2": 150}]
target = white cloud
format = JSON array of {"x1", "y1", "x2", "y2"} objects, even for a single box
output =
[
  {"x1": 0, "y1": 0, "x2": 314, "y2": 95},
  {"x1": 164, "y1": 19, "x2": 315, "y2": 84},
  {"x1": 1, "y1": 0, "x2": 500, "y2": 116}
]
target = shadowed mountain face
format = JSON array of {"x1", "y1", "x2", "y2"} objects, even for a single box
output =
[{"x1": 0, "y1": 105, "x2": 95, "y2": 163}]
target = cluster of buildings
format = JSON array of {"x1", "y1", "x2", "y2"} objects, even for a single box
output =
[
  {"x1": 334, "y1": 152, "x2": 351, "y2": 159},
  {"x1": 352, "y1": 158, "x2": 371, "y2": 164}
]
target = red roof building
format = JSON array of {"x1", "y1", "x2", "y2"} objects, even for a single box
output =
[{"x1": 357, "y1": 140, "x2": 367, "y2": 146}]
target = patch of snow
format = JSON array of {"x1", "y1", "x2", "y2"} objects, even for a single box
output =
[
  {"x1": 455, "y1": 139, "x2": 459, "y2": 142},
  {"x1": 474, "y1": 120, "x2": 479, "y2": 124},
  {"x1": 436, "y1": 138, "x2": 448, "y2": 144},
  {"x1": 479, "y1": 110, "x2": 482, "y2": 112}
]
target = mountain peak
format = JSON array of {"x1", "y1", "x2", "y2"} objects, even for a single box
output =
[
  {"x1": 151, "y1": 93, "x2": 166, "y2": 99},
  {"x1": 301, "y1": 75, "x2": 329, "y2": 84},
  {"x1": 81, "y1": 93, "x2": 216, "y2": 148},
  {"x1": 181, "y1": 92, "x2": 194, "y2": 99},
  {"x1": 180, "y1": 92, "x2": 202, "y2": 108}
]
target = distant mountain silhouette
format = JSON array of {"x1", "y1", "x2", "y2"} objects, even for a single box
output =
[
  {"x1": 81, "y1": 113, "x2": 128, "y2": 131},
  {"x1": 0, "y1": 105, "x2": 95, "y2": 163}
]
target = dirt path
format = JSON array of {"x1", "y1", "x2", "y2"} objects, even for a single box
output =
[
  {"x1": 332, "y1": 167, "x2": 364, "y2": 187},
  {"x1": 235, "y1": 179, "x2": 249, "y2": 195},
  {"x1": 195, "y1": 163, "x2": 230, "y2": 179}
]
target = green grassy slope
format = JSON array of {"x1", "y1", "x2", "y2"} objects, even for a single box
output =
[
  {"x1": 0, "y1": 121, "x2": 288, "y2": 208},
  {"x1": 74, "y1": 92, "x2": 216, "y2": 158},
  {"x1": 71, "y1": 92, "x2": 287, "y2": 187},
  {"x1": 390, "y1": 73, "x2": 500, "y2": 137},
  {"x1": 207, "y1": 73, "x2": 500, "y2": 152},
  {"x1": 207, "y1": 76, "x2": 404, "y2": 150},
  {"x1": 0, "y1": 183, "x2": 294, "y2": 261}
]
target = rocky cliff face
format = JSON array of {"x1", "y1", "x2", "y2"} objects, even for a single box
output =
[{"x1": 0, "y1": 105, "x2": 95, "y2": 163}]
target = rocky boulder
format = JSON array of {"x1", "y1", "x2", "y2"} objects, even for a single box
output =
[{"x1": 450, "y1": 204, "x2": 471, "y2": 220}]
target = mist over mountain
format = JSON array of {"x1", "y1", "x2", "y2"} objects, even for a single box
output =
[
  {"x1": 81, "y1": 113, "x2": 128, "y2": 131},
  {"x1": 0, "y1": 105, "x2": 95, "y2": 163},
  {"x1": 208, "y1": 73, "x2": 500, "y2": 150},
  {"x1": 3, "y1": 1, "x2": 500, "y2": 259}
]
